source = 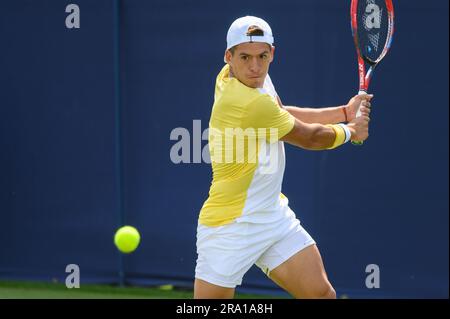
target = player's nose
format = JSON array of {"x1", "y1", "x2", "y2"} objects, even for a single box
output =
[{"x1": 249, "y1": 58, "x2": 261, "y2": 73}]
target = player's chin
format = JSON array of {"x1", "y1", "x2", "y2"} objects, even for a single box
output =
[{"x1": 245, "y1": 78, "x2": 263, "y2": 88}]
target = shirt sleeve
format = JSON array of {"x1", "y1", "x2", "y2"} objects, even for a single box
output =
[{"x1": 242, "y1": 94, "x2": 295, "y2": 142}]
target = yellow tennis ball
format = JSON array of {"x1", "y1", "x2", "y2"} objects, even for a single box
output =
[{"x1": 114, "y1": 226, "x2": 141, "y2": 253}]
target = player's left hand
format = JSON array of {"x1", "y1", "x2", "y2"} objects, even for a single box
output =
[{"x1": 345, "y1": 94, "x2": 373, "y2": 122}]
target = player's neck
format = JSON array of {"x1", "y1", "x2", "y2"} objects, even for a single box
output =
[{"x1": 229, "y1": 67, "x2": 235, "y2": 79}]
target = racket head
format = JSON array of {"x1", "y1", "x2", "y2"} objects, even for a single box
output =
[{"x1": 351, "y1": 0, "x2": 395, "y2": 90}]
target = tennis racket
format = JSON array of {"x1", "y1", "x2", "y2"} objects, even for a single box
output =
[{"x1": 350, "y1": 0, "x2": 395, "y2": 145}]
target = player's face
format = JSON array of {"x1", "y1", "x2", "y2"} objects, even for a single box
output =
[{"x1": 226, "y1": 42, "x2": 274, "y2": 88}]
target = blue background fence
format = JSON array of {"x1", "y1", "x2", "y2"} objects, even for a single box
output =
[{"x1": 0, "y1": 0, "x2": 448, "y2": 298}]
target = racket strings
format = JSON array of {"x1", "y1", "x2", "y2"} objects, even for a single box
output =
[{"x1": 357, "y1": 0, "x2": 390, "y2": 63}]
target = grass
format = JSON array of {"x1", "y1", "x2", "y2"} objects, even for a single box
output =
[{"x1": 0, "y1": 281, "x2": 283, "y2": 299}]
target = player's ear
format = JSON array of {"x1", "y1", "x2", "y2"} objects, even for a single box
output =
[
  {"x1": 224, "y1": 50, "x2": 232, "y2": 64},
  {"x1": 270, "y1": 45, "x2": 275, "y2": 62}
]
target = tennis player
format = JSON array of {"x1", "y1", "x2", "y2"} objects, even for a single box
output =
[{"x1": 194, "y1": 16, "x2": 372, "y2": 299}]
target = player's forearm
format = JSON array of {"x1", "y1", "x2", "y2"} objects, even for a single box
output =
[
  {"x1": 284, "y1": 106, "x2": 348, "y2": 124},
  {"x1": 282, "y1": 121, "x2": 352, "y2": 151},
  {"x1": 303, "y1": 124, "x2": 340, "y2": 150}
]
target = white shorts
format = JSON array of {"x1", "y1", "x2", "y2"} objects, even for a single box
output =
[{"x1": 195, "y1": 207, "x2": 316, "y2": 288}]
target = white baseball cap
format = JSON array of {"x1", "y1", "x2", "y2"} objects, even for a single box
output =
[{"x1": 226, "y1": 16, "x2": 274, "y2": 50}]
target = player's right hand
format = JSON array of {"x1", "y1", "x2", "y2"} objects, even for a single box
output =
[{"x1": 346, "y1": 94, "x2": 373, "y2": 121}]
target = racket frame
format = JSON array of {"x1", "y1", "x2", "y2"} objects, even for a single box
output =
[{"x1": 350, "y1": 0, "x2": 395, "y2": 145}]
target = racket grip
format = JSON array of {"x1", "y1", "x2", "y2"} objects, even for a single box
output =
[{"x1": 351, "y1": 90, "x2": 367, "y2": 146}]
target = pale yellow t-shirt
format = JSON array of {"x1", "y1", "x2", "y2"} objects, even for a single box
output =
[{"x1": 199, "y1": 64, "x2": 295, "y2": 226}]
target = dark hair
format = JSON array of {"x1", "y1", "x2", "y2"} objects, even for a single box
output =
[
  {"x1": 228, "y1": 25, "x2": 271, "y2": 55},
  {"x1": 246, "y1": 25, "x2": 264, "y2": 36}
]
